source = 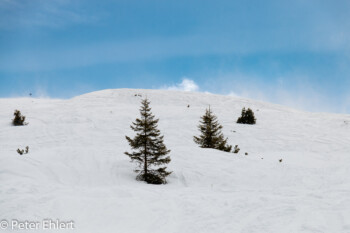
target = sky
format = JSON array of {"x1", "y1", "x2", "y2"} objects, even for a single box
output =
[{"x1": 0, "y1": 0, "x2": 350, "y2": 113}]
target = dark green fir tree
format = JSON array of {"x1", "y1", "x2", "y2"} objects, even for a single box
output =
[
  {"x1": 12, "y1": 110, "x2": 27, "y2": 126},
  {"x1": 236, "y1": 107, "x2": 256, "y2": 124},
  {"x1": 194, "y1": 107, "x2": 232, "y2": 152},
  {"x1": 125, "y1": 98, "x2": 171, "y2": 184}
]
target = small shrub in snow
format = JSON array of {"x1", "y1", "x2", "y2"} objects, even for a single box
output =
[
  {"x1": 233, "y1": 145, "x2": 240, "y2": 153},
  {"x1": 237, "y1": 107, "x2": 256, "y2": 125},
  {"x1": 17, "y1": 149, "x2": 24, "y2": 155},
  {"x1": 17, "y1": 146, "x2": 29, "y2": 155},
  {"x1": 12, "y1": 110, "x2": 27, "y2": 126}
]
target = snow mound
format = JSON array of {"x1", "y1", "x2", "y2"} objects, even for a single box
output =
[{"x1": 0, "y1": 89, "x2": 349, "y2": 233}]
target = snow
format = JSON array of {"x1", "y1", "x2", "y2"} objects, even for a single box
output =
[{"x1": 0, "y1": 88, "x2": 350, "y2": 233}]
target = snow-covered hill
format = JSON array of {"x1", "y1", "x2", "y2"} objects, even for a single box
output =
[{"x1": 1, "y1": 89, "x2": 349, "y2": 233}]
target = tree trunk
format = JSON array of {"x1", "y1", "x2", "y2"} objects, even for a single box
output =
[{"x1": 144, "y1": 109, "x2": 148, "y2": 176}]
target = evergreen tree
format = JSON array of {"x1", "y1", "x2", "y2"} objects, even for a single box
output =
[
  {"x1": 194, "y1": 107, "x2": 232, "y2": 152},
  {"x1": 125, "y1": 99, "x2": 171, "y2": 184},
  {"x1": 12, "y1": 110, "x2": 26, "y2": 126},
  {"x1": 237, "y1": 107, "x2": 256, "y2": 124}
]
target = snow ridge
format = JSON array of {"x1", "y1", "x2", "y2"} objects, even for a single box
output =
[{"x1": 1, "y1": 89, "x2": 349, "y2": 233}]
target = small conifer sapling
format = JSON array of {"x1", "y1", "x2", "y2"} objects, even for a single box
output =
[
  {"x1": 12, "y1": 110, "x2": 27, "y2": 126},
  {"x1": 17, "y1": 146, "x2": 29, "y2": 155},
  {"x1": 236, "y1": 107, "x2": 256, "y2": 124},
  {"x1": 194, "y1": 107, "x2": 232, "y2": 152},
  {"x1": 17, "y1": 149, "x2": 24, "y2": 155},
  {"x1": 233, "y1": 145, "x2": 240, "y2": 153}
]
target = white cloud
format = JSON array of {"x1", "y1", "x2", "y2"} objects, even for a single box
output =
[
  {"x1": 163, "y1": 78, "x2": 199, "y2": 92},
  {"x1": 227, "y1": 91, "x2": 239, "y2": 97}
]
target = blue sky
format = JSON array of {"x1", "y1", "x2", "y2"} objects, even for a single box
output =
[{"x1": 0, "y1": 0, "x2": 349, "y2": 113}]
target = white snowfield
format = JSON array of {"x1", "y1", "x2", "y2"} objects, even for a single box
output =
[{"x1": 1, "y1": 89, "x2": 350, "y2": 233}]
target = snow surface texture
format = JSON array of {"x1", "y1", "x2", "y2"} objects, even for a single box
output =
[{"x1": 1, "y1": 89, "x2": 350, "y2": 233}]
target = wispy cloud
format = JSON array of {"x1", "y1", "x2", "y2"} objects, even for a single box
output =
[
  {"x1": 210, "y1": 72, "x2": 350, "y2": 114},
  {"x1": 161, "y1": 75, "x2": 350, "y2": 114},
  {"x1": 2, "y1": 30, "x2": 350, "y2": 73},
  {"x1": 0, "y1": 0, "x2": 100, "y2": 29}
]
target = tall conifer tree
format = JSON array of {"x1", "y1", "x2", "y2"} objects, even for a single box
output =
[
  {"x1": 125, "y1": 99, "x2": 171, "y2": 184},
  {"x1": 194, "y1": 107, "x2": 232, "y2": 152}
]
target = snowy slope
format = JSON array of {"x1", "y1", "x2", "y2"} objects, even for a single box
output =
[{"x1": 1, "y1": 89, "x2": 350, "y2": 233}]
